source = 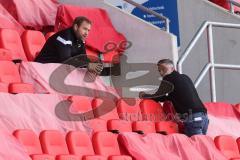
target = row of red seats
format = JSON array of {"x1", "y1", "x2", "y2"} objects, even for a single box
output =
[
  {"x1": 210, "y1": 0, "x2": 240, "y2": 13},
  {"x1": 13, "y1": 129, "x2": 240, "y2": 160},
  {"x1": 0, "y1": 28, "x2": 119, "y2": 63},
  {"x1": 14, "y1": 129, "x2": 132, "y2": 160},
  {"x1": 69, "y1": 97, "x2": 179, "y2": 134},
  {"x1": 0, "y1": 61, "x2": 34, "y2": 93},
  {"x1": 0, "y1": 29, "x2": 54, "y2": 61},
  {"x1": 215, "y1": 135, "x2": 240, "y2": 160}
]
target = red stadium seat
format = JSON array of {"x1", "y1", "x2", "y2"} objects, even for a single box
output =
[
  {"x1": 107, "y1": 119, "x2": 132, "y2": 133},
  {"x1": 108, "y1": 156, "x2": 132, "y2": 160},
  {"x1": 85, "y1": 118, "x2": 108, "y2": 133},
  {"x1": 66, "y1": 131, "x2": 107, "y2": 159},
  {"x1": 140, "y1": 99, "x2": 165, "y2": 122},
  {"x1": 13, "y1": 129, "x2": 55, "y2": 160},
  {"x1": 155, "y1": 121, "x2": 179, "y2": 134},
  {"x1": 162, "y1": 101, "x2": 176, "y2": 121},
  {"x1": 45, "y1": 32, "x2": 55, "y2": 40},
  {"x1": 92, "y1": 132, "x2": 132, "y2": 159},
  {"x1": 22, "y1": 30, "x2": 46, "y2": 61},
  {"x1": 40, "y1": 130, "x2": 78, "y2": 160},
  {"x1": 117, "y1": 98, "x2": 142, "y2": 121},
  {"x1": 0, "y1": 82, "x2": 8, "y2": 92},
  {"x1": 40, "y1": 130, "x2": 69, "y2": 155},
  {"x1": 86, "y1": 47, "x2": 99, "y2": 62},
  {"x1": 236, "y1": 137, "x2": 240, "y2": 153},
  {"x1": 0, "y1": 28, "x2": 27, "y2": 61},
  {"x1": 69, "y1": 96, "x2": 94, "y2": 117},
  {"x1": 13, "y1": 129, "x2": 42, "y2": 155},
  {"x1": 92, "y1": 98, "x2": 119, "y2": 120},
  {"x1": 102, "y1": 50, "x2": 120, "y2": 64},
  {"x1": 55, "y1": 155, "x2": 79, "y2": 160},
  {"x1": 0, "y1": 61, "x2": 34, "y2": 93},
  {"x1": 83, "y1": 156, "x2": 107, "y2": 160},
  {"x1": 210, "y1": 0, "x2": 240, "y2": 12},
  {"x1": 0, "y1": 48, "x2": 12, "y2": 61},
  {"x1": 214, "y1": 135, "x2": 240, "y2": 159},
  {"x1": 132, "y1": 121, "x2": 156, "y2": 134},
  {"x1": 66, "y1": 131, "x2": 94, "y2": 157},
  {"x1": 31, "y1": 154, "x2": 55, "y2": 160}
]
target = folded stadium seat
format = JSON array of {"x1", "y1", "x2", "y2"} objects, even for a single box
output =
[
  {"x1": 237, "y1": 137, "x2": 240, "y2": 152},
  {"x1": 107, "y1": 119, "x2": 132, "y2": 134},
  {"x1": 155, "y1": 121, "x2": 179, "y2": 135},
  {"x1": 92, "y1": 97, "x2": 119, "y2": 120},
  {"x1": 66, "y1": 131, "x2": 107, "y2": 159},
  {"x1": 214, "y1": 135, "x2": 240, "y2": 159},
  {"x1": 132, "y1": 121, "x2": 156, "y2": 134},
  {"x1": 39, "y1": 130, "x2": 79, "y2": 160},
  {"x1": 117, "y1": 98, "x2": 142, "y2": 121},
  {"x1": 162, "y1": 101, "x2": 176, "y2": 120},
  {"x1": 0, "y1": 48, "x2": 12, "y2": 61},
  {"x1": 0, "y1": 61, "x2": 34, "y2": 93},
  {"x1": 92, "y1": 132, "x2": 132, "y2": 160},
  {"x1": 210, "y1": 0, "x2": 240, "y2": 12},
  {"x1": 21, "y1": 30, "x2": 46, "y2": 61},
  {"x1": 0, "y1": 28, "x2": 28, "y2": 61},
  {"x1": 13, "y1": 129, "x2": 55, "y2": 160},
  {"x1": 140, "y1": 99, "x2": 165, "y2": 122},
  {"x1": 45, "y1": 32, "x2": 55, "y2": 40}
]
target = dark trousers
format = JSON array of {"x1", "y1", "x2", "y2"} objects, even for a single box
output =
[{"x1": 183, "y1": 112, "x2": 209, "y2": 137}]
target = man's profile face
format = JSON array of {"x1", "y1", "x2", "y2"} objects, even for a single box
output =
[
  {"x1": 74, "y1": 21, "x2": 91, "y2": 41},
  {"x1": 158, "y1": 64, "x2": 168, "y2": 77}
]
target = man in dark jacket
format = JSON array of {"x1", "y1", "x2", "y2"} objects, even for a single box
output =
[
  {"x1": 139, "y1": 59, "x2": 209, "y2": 136},
  {"x1": 35, "y1": 16, "x2": 103, "y2": 75}
]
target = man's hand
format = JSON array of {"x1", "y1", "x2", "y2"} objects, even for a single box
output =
[
  {"x1": 139, "y1": 91, "x2": 146, "y2": 99},
  {"x1": 87, "y1": 62, "x2": 103, "y2": 75}
]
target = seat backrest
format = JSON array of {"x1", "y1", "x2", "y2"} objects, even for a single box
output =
[
  {"x1": 0, "y1": 28, "x2": 27, "y2": 61},
  {"x1": 236, "y1": 137, "x2": 240, "y2": 153},
  {"x1": 140, "y1": 99, "x2": 165, "y2": 121},
  {"x1": 69, "y1": 96, "x2": 94, "y2": 120},
  {"x1": 155, "y1": 121, "x2": 179, "y2": 134},
  {"x1": 92, "y1": 132, "x2": 120, "y2": 157},
  {"x1": 45, "y1": 32, "x2": 55, "y2": 40},
  {"x1": 132, "y1": 121, "x2": 156, "y2": 134},
  {"x1": 66, "y1": 131, "x2": 95, "y2": 157},
  {"x1": 0, "y1": 61, "x2": 21, "y2": 83},
  {"x1": 92, "y1": 98, "x2": 119, "y2": 120},
  {"x1": 214, "y1": 135, "x2": 240, "y2": 159},
  {"x1": 39, "y1": 130, "x2": 69, "y2": 156},
  {"x1": 117, "y1": 98, "x2": 142, "y2": 121},
  {"x1": 13, "y1": 129, "x2": 43, "y2": 155},
  {"x1": 162, "y1": 101, "x2": 176, "y2": 121},
  {"x1": 107, "y1": 119, "x2": 132, "y2": 133},
  {"x1": 21, "y1": 30, "x2": 45, "y2": 61}
]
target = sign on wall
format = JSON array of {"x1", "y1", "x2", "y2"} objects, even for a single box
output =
[{"x1": 105, "y1": 0, "x2": 180, "y2": 46}]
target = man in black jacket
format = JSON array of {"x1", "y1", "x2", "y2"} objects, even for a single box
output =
[
  {"x1": 139, "y1": 59, "x2": 209, "y2": 136},
  {"x1": 35, "y1": 16, "x2": 103, "y2": 75}
]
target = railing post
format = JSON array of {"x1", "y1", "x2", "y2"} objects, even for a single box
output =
[
  {"x1": 207, "y1": 24, "x2": 217, "y2": 102},
  {"x1": 165, "y1": 19, "x2": 170, "y2": 33},
  {"x1": 229, "y1": 0, "x2": 235, "y2": 13}
]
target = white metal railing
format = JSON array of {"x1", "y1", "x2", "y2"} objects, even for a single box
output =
[
  {"x1": 177, "y1": 21, "x2": 240, "y2": 102},
  {"x1": 122, "y1": 0, "x2": 170, "y2": 32},
  {"x1": 229, "y1": 0, "x2": 240, "y2": 13}
]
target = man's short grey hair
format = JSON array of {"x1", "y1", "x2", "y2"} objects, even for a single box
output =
[{"x1": 157, "y1": 59, "x2": 174, "y2": 66}]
